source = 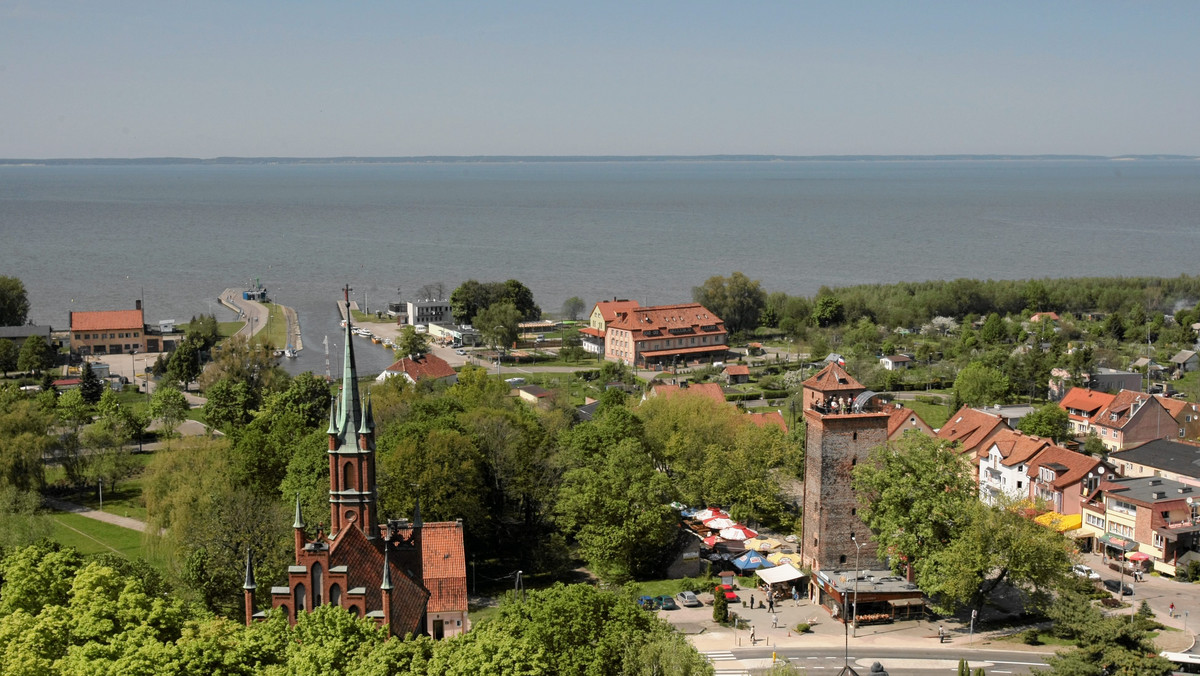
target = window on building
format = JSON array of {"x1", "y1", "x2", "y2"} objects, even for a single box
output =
[
  {"x1": 1017, "y1": 481, "x2": 1023, "y2": 489},
  {"x1": 1086, "y1": 513, "x2": 1105, "y2": 529},
  {"x1": 294, "y1": 583, "x2": 307, "y2": 612},
  {"x1": 311, "y1": 563, "x2": 323, "y2": 606},
  {"x1": 1154, "y1": 533, "x2": 1165, "y2": 549},
  {"x1": 329, "y1": 583, "x2": 342, "y2": 606}
]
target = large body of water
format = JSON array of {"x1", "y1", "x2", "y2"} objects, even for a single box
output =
[{"x1": 2, "y1": 159, "x2": 1199, "y2": 374}]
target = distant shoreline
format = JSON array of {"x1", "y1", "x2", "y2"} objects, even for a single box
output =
[{"x1": 1, "y1": 154, "x2": 1197, "y2": 167}]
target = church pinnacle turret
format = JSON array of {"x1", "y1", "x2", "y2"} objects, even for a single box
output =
[{"x1": 328, "y1": 285, "x2": 378, "y2": 539}]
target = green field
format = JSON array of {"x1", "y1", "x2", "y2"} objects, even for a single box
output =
[{"x1": 47, "y1": 512, "x2": 156, "y2": 559}]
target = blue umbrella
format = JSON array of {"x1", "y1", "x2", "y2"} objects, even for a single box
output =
[{"x1": 732, "y1": 550, "x2": 776, "y2": 571}]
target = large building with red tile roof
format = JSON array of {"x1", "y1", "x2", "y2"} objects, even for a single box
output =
[
  {"x1": 1088, "y1": 389, "x2": 1176, "y2": 452},
  {"x1": 1058, "y1": 387, "x2": 1116, "y2": 437},
  {"x1": 604, "y1": 303, "x2": 727, "y2": 368},
  {"x1": 375, "y1": 353, "x2": 458, "y2": 386},
  {"x1": 936, "y1": 406, "x2": 1011, "y2": 476},
  {"x1": 579, "y1": 298, "x2": 641, "y2": 354},
  {"x1": 246, "y1": 314, "x2": 468, "y2": 639},
  {"x1": 647, "y1": 381, "x2": 727, "y2": 406},
  {"x1": 1025, "y1": 445, "x2": 1112, "y2": 516},
  {"x1": 69, "y1": 306, "x2": 146, "y2": 355},
  {"x1": 884, "y1": 402, "x2": 934, "y2": 441}
]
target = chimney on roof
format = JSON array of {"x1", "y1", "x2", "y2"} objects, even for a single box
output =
[{"x1": 135, "y1": 299, "x2": 142, "y2": 311}]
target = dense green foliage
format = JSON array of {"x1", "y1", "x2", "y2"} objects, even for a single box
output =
[
  {"x1": 0, "y1": 276, "x2": 30, "y2": 327},
  {"x1": 449, "y1": 279, "x2": 541, "y2": 325},
  {"x1": 692, "y1": 272, "x2": 767, "y2": 335}
]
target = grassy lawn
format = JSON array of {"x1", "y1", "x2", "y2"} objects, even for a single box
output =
[
  {"x1": 907, "y1": 399, "x2": 952, "y2": 428},
  {"x1": 350, "y1": 309, "x2": 391, "y2": 324},
  {"x1": 47, "y1": 512, "x2": 156, "y2": 559},
  {"x1": 255, "y1": 303, "x2": 289, "y2": 349},
  {"x1": 48, "y1": 454, "x2": 154, "y2": 522},
  {"x1": 217, "y1": 321, "x2": 244, "y2": 339}
]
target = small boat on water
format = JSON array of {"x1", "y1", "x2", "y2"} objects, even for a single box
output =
[
  {"x1": 284, "y1": 345, "x2": 298, "y2": 359},
  {"x1": 371, "y1": 335, "x2": 382, "y2": 344}
]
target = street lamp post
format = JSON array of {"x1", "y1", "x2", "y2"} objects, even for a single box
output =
[
  {"x1": 494, "y1": 326, "x2": 505, "y2": 380},
  {"x1": 852, "y1": 534, "x2": 863, "y2": 638}
]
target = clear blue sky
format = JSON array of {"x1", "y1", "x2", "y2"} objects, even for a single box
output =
[{"x1": 2, "y1": 1, "x2": 1198, "y2": 158}]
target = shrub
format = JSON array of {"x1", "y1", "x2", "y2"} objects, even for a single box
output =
[
  {"x1": 1022, "y1": 629, "x2": 1041, "y2": 645},
  {"x1": 794, "y1": 622, "x2": 810, "y2": 633}
]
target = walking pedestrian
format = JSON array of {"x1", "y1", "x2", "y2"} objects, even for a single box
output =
[
  {"x1": 750, "y1": 595, "x2": 754, "y2": 610},
  {"x1": 1170, "y1": 603, "x2": 1176, "y2": 618},
  {"x1": 750, "y1": 626, "x2": 756, "y2": 644},
  {"x1": 768, "y1": 596, "x2": 775, "y2": 613},
  {"x1": 792, "y1": 585, "x2": 799, "y2": 606},
  {"x1": 938, "y1": 626, "x2": 945, "y2": 643},
  {"x1": 771, "y1": 613, "x2": 779, "y2": 628}
]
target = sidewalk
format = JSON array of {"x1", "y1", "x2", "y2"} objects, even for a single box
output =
[{"x1": 44, "y1": 497, "x2": 164, "y2": 536}]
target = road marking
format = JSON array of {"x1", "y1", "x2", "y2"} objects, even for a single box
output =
[{"x1": 702, "y1": 651, "x2": 736, "y2": 662}]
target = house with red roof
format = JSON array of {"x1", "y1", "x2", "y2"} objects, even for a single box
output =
[
  {"x1": 723, "y1": 364, "x2": 750, "y2": 384},
  {"x1": 375, "y1": 354, "x2": 458, "y2": 386},
  {"x1": 1029, "y1": 312, "x2": 1060, "y2": 323},
  {"x1": 884, "y1": 402, "x2": 934, "y2": 441},
  {"x1": 69, "y1": 305, "x2": 146, "y2": 355},
  {"x1": 1026, "y1": 445, "x2": 1112, "y2": 515},
  {"x1": 745, "y1": 410, "x2": 788, "y2": 434},
  {"x1": 579, "y1": 298, "x2": 641, "y2": 354},
  {"x1": 978, "y1": 429, "x2": 1054, "y2": 505},
  {"x1": 936, "y1": 406, "x2": 1011, "y2": 479},
  {"x1": 604, "y1": 303, "x2": 727, "y2": 368},
  {"x1": 248, "y1": 315, "x2": 468, "y2": 639},
  {"x1": 1058, "y1": 387, "x2": 1116, "y2": 437},
  {"x1": 1088, "y1": 389, "x2": 1176, "y2": 452},
  {"x1": 1156, "y1": 395, "x2": 1200, "y2": 442}
]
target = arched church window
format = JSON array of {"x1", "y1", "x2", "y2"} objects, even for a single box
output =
[
  {"x1": 343, "y1": 462, "x2": 355, "y2": 490},
  {"x1": 329, "y1": 583, "x2": 342, "y2": 606},
  {"x1": 294, "y1": 583, "x2": 307, "y2": 612},
  {"x1": 311, "y1": 563, "x2": 323, "y2": 606}
]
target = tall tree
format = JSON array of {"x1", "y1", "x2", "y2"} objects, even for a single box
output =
[
  {"x1": 1018, "y1": 403, "x2": 1070, "y2": 443},
  {"x1": 165, "y1": 338, "x2": 203, "y2": 391},
  {"x1": 150, "y1": 385, "x2": 189, "y2": 444},
  {"x1": 79, "y1": 361, "x2": 104, "y2": 404},
  {"x1": 0, "y1": 276, "x2": 30, "y2": 326},
  {"x1": 693, "y1": 271, "x2": 767, "y2": 335},
  {"x1": 17, "y1": 335, "x2": 54, "y2": 374},
  {"x1": 475, "y1": 302, "x2": 521, "y2": 352},
  {"x1": 953, "y1": 362, "x2": 1011, "y2": 407},
  {"x1": 449, "y1": 279, "x2": 541, "y2": 325},
  {"x1": 562, "y1": 296, "x2": 586, "y2": 321},
  {"x1": 394, "y1": 325, "x2": 430, "y2": 358},
  {"x1": 0, "y1": 338, "x2": 17, "y2": 376}
]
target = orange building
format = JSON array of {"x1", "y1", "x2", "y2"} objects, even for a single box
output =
[{"x1": 603, "y1": 302, "x2": 727, "y2": 368}]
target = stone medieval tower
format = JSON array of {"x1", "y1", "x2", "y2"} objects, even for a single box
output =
[{"x1": 800, "y1": 363, "x2": 888, "y2": 572}]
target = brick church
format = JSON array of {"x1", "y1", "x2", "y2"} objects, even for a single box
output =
[{"x1": 243, "y1": 314, "x2": 469, "y2": 639}]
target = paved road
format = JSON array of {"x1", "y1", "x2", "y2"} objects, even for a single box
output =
[{"x1": 44, "y1": 497, "x2": 164, "y2": 536}]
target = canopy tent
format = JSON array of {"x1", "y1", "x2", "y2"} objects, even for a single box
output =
[
  {"x1": 704, "y1": 518, "x2": 737, "y2": 530},
  {"x1": 1035, "y1": 512, "x2": 1083, "y2": 533},
  {"x1": 719, "y1": 525, "x2": 758, "y2": 541},
  {"x1": 755, "y1": 564, "x2": 804, "y2": 585},
  {"x1": 1099, "y1": 533, "x2": 1138, "y2": 552},
  {"x1": 732, "y1": 551, "x2": 775, "y2": 571}
]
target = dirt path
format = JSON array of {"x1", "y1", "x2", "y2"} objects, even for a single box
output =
[{"x1": 43, "y1": 497, "x2": 165, "y2": 536}]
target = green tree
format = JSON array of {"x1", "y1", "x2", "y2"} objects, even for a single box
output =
[
  {"x1": 0, "y1": 386, "x2": 53, "y2": 491},
  {"x1": 853, "y1": 434, "x2": 976, "y2": 579},
  {"x1": 79, "y1": 361, "x2": 105, "y2": 404},
  {"x1": 979, "y1": 313, "x2": 1007, "y2": 344},
  {"x1": 150, "y1": 385, "x2": 189, "y2": 444},
  {"x1": 260, "y1": 371, "x2": 332, "y2": 430},
  {"x1": 556, "y1": 438, "x2": 677, "y2": 582},
  {"x1": 0, "y1": 276, "x2": 30, "y2": 326},
  {"x1": 1083, "y1": 431, "x2": 1107, "y2": 457},
  {"x1": 811, "y1": 294, "x2": 845, "y2": 328},
  {"x1": 1018, "y1": 403, "x2": 1070, "y2": 443},
  {"x1": 692, "y1": 271, "x2": 767, "y2": 334},
  {"x1": 450, "y1": 279, "x2": 541, "y2": 325},
  {"x1": 476, "y1": 302, "x2": 521, "y2": 352},
  {"x1": 17, "y1": 335, "x2": 54, "y2": 374},
  {"x1": 394, "y1": 325, "x2": 430, "y2": 358},
  {"x1": 713, "y1": 586, "x2": 728, "y2": 623},
  {"x1": 185, "y1": 313, "x2": 221, "y2": 349},
  {"x1": 562, "y1": 296, "x2": 586, "y2": 321},
  {"x1": 165, "y1": 339, "x2": 203, "y2": 391},
  {"x1": 0, "y1": 338, "x2": 17, "y2": 376},
  {"x1": 202, "y1": 378, "x2": 255, "y2": 432},
  {"x1": 954, "y1": 362, "x2": 1011, "y2": 407}
]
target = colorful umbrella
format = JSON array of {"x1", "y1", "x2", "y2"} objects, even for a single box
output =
[
  {"x1": 704, "y1": 517, "x2": 737, "y2": 530},
  {"x1": 1126, "y1": 551, "x2": 1151, "y2": 561},
  {"x1": 694, "y1": 508, "x2": 730, "y2": 521},
  {"x1": 702, "y1": 535, "x2": 723, "y2": 547},
  {"x1": 719, "y1": 525, "x2": 759, "y2": 541},
  {"x1": 746, "y1": 537, "x2": 784, "y2": 552},
  {"x1": 732, "y1": 550, "x2": 775, "y2": 571},
  {"x1": 767, "y1": 551, "x2": 798, "y2": 566}
]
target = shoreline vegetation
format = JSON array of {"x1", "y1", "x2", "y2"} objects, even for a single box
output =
[{"x1": 1, "y1": 153, "x2": 1197, "y2": 165}]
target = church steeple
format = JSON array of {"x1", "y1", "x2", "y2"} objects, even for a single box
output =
[
  {"x1": 242, "y1": 549, "x2": 256, "y2": 627},
  {"x1": 328, "y1": 285, "x2": 379, "y2": 539}
]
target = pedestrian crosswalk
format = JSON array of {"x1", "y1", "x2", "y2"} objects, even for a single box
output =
[{"x1": 701, "y1": 650, "x2": 736, "y2": 661}]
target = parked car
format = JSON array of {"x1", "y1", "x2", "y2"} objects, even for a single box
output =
[
  {"x1": 636, "y1": 595, "x2": 658, "y2": 610},
  {"x1": 1103, "y1": 579, "x2": 1133, "y2": 595},
  {"x1": 656, "y1": 595, "x2": 678, "y2": 610},
  {"x1": 1072, "y1": 564, "x2": 1101, "y2": 580},
  {"x1": 676, "y1": 591, "x2": 702, "y2": 607},
  {"x1": 455, "y1": 349, "x2": 466, "y2": 355}
]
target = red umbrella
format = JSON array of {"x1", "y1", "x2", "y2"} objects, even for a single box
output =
[
  {"x1": 719, "y1": 525, "x2": 759, "y2": 541},
  {"x1": 694, "y1": 508, "x2": 730, "y2": 521},
  {"x1": 704, "y1": 517, "x2": 737, "y2": 529},
  {"x1": 702, "y1": 535, "x2": 723, "y2": 547},
  {"x1": 1126, "y1": 551, "x2": 1151, "y2": 561}
]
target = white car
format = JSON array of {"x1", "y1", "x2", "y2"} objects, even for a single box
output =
[
  {"x1": 455, "y1": 349, "x2": 466, "y2": 355},
  {"x1": 1072, "y1": 564, "x2": 1101, "y2": 580}
]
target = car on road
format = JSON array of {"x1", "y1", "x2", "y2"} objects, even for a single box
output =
[
  {"x1": 1072, "y1": 564, "x2": 1101, "y2": 580},
  {"x1": 676, "y1": 591, "x2": 701, "y2": 607},
  {"x1": 656, "y1": 595, "x2": 679, "y2": 610},
  {"x1": 455, "y1": 349, "x2": 466, "y2": 355},
  {"x1": 1103, "y1": 579, "x2": 1133, "y2": 595}
]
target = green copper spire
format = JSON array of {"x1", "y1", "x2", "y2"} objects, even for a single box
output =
[
  {"x1": 380, "y1": 540, "x2": 393, "y2": 591},
  {"x1": 293, "y1": 493, "x2": 305, "y2": 530},
  {"x1": 242, "y1": 549, "x2": 257, "y2": 591},
  {"x1": 326, "y1": 395, "x2": 338, "y2": 435},
  {"x1": 335, "y1": 319, "x2": 363, "y2": 444}
]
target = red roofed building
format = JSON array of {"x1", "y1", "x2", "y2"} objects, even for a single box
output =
[
  {"x1": 884, "y1": 402, "x2": 934, "y2": 441},
  {"x1": 724, "y1": 364, "x2": 750, "y2": 384},
  {"x1": 1026, "y1": 445, "x2": 1112, "y2": 515},
  {"x1": 1155, "y1": 395, "x2": 1200, "y2": 443},
  {"x1": 936, "y1": 406, "x2": 1011, "y2": 479},
  {"x1": 1088, "y1": 389, "x2": 1176, "y2": 453},
  {"x1": 978, "y1": 429, "x2": 1054, "y2": 505},
  {"x1": 375, "y1": 353, "x2": 458, "y2": 386},
  {"x1": 604, "y1": 303, "x2": 727, "y2": 368},
  {"x1": 69, "y1": 304, "x2": 146, "y2": 355},
  {"x1": 745, "y1": 410, "x2": 788, "y2": 433},
  {"x1": 648, "y1": 381, "x2": 727, "y2": 406},
  {"x1": 580, "y1": 298, "x2": 641, "y2": 354},
  {"x1": 1058, "y1": 387, "x2": 1116, "y2": 437},
  {"x1": 246, "y1": 309, "x2": 468, "y2": 639}
]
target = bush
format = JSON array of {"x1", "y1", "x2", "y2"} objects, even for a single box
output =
[
  {"x1": 713, "y1": 587, "x2": 728, "y2": 623},
  {"x1": 1022, "y1": 629, "x2": 1041, "y2": 645},
  {"x1": 794, "y1": 622, "x2": 810, "y2": 633}
]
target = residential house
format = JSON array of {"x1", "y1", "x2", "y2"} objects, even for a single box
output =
[
  {"x1": 375, "y1": 354, "x2": 458, "y2": 386},
  {"x1": 936, "y1": 406, "x2": 1011, "y2": 479},
  {"x1": 1029, "y1": 312, "x2": 1061, "y2": 323},
  {"x1": 1109, "y1": 438, "x2": 1200, "y2": 488},
  {"x1": 745, "y1": 410, "x2": 788, "y2": 434},
  {"x1": 1156, "y1": 396, "x2": 1200, "y2": 442},
  {"x1": 579, "y1": 298, "x2": 640, "y2": 354},
  {"x1": 973, "y1": 404, "x2": 1036, "y2": 430},
  {"x1": 1026, "y1": 445, "x2": 1112, "y2": 515},
  {"x1": 1084, "y1": 368, "x2": 1144, "y2": 393},
  {"x1": 978, "y1": 429, "x2": 1053, "y2": 506},
  {"x1": 647, "y1": 381, "x2": 727, "y2": 407},
  {"x1": 391, "y1": 299, "x2": 452, "y2": 327},
  {"x1": 724, "y1": 364, "x2": 750, "y2": 384},
  {"x1": 1080, "y1": 475, "x2": 1200, "y2": 576},
  {"x1": 517, "y1": 385, "x2": 553, "y2": 407},
  {"x1": 604, "y1": 303, "x2": 727, "y2": 368},
  {"x1": 1171, "y1": 350, "x2": 1199, "y2": 375},
  {"x1": 1058, "y1": 387, "x2": 1116, "y2": 437},
  {"x1": 1088, "y1": 389, "x2": 1177, "y2": 452},
  {"x1": 884, "y1": 403, "x2": 933, "y2": 441},
  {"x1": 879, "y1": 355, "x2": 912, "y2": 371},
  {"x1": 0, "y1": 324, "x2": 55, "y2": 354}
]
